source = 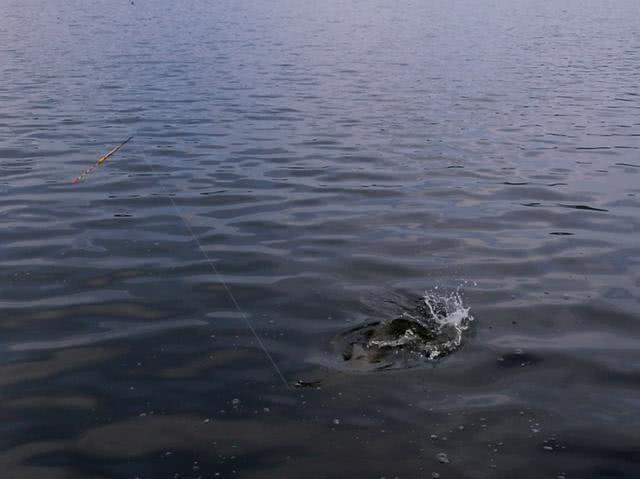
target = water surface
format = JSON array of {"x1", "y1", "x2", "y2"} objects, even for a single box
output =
[{"x1": 1, "y1": 0, "x2": 639, "y2": 477}]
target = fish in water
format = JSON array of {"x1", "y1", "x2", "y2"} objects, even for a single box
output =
[{"x1": 336, "y1": 292, "x2": 472, "y2": 370}]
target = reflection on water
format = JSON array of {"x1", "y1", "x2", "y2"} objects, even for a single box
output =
[{"x1": 1, "y1": 0, "x2": 640, "y2": 477}]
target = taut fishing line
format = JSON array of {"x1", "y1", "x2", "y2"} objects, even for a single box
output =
[{"x1": 140, "y1": 148, "x2": 290, "y2": 389}]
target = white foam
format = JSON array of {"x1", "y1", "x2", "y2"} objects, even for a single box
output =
[
  {"x1": 421, "y1": 289, "x2": 473, "y2": 358},
  {"x1": 424, "y1": 289, "x2": 473, "y2": 331}
]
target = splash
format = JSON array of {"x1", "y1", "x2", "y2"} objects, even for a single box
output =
[{"x1": 335, "y1": 289, "x2": 473, "y2": 371}]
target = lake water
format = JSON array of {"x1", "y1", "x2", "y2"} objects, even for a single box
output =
[{"x1": 1, "y1": 0, "x2": 639, "y2": 477}]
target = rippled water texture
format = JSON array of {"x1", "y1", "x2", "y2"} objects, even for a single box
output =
[{"x1": 1, "y1": 0, "x2": 639, "y2": 477}]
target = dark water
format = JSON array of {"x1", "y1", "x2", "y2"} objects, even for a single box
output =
[{"x1": 2, "y1": 0, "x2": 640, "y2": 477}]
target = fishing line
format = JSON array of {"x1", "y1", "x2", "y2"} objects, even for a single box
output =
[{"x1": 140, "y1": 150, "x2": 290, "y2": 389}]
